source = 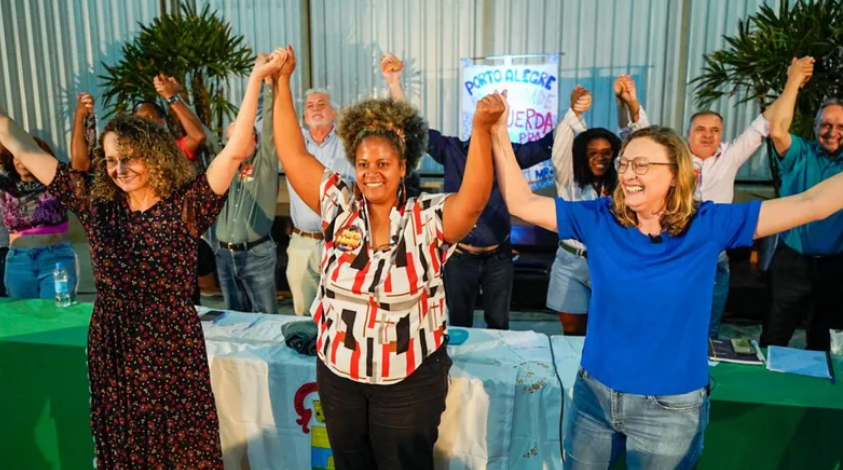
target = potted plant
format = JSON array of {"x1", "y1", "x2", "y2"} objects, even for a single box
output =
[
  {"x1": 691, "y1": 0, "x2": 843, "y2": 140},
  {"x1": 99, "y1": 3, "x2": 253, "y2": 137}
]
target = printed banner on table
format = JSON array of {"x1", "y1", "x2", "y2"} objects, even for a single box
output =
[{"x1": 460, "y1": 55, "x2": 560, "y2": 191}]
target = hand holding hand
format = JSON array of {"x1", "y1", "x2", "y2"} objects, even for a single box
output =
[
  {"x1": 570, "y1": 85, "x2": 592, "y2": 116},
  {"x1": 75, "y1": 92, "x2": 95, "y2": 120},
  {"x1": 473, "y1": 92, "x2": 507, "y2": 131},
  {"x1": 153, "y1": 74, "x2": 181, "y2": 100},
  {"x1": 380, "y1": 53, "x2": 404, "y2": 85}
]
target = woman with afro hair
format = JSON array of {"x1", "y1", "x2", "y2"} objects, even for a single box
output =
[{"x1": 272, "y1": 45, "x2": 505, "y2": 470}]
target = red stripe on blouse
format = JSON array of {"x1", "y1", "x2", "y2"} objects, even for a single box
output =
[
  {"x1": 428, "y1": 240, "x2": 440, "y2": 275},
  {"x1": 351, "y1": 259, "x2": 371, "y2": 295},
  {"x1": 367, "y1": 296, "x2": 377, "y2": 330},
  {"x1": 382, "y1": 343, "x2": 391, "y2": 377},
  {"x1": 331, "y1": 252, "x2": 351, "y2": 282},
  {"x1": 406, "y1": 252, "x2": 418, "y2": 296}
]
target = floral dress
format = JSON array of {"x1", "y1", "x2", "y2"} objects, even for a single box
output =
[{"x1": 47, "y1": 164, "x2": 226, "y2": 469}]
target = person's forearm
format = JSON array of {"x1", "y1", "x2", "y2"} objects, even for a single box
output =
[
  {"x1": 0, "y1": 113, "x2": 58, "y2": 185},
  {"x1": 272, "y1": 75, "x2": 325, "y2": 212},
  {"x1": 453, "y1": 127, "x2": 493, "y2": 217},
  {"x1": 258, "y1": 85, "x2": 275, "y2": 162},
  {"x1": 386, "y1": 80, "x2": 407, "y2": 103},
  {"x1": 769, "y1": 79, "x2": 800, "y2": 138},
  {"x1": 757, "y1": 168, "x2": 843, "y2": 239},
  {"x1": 170, "y1": 100, "x2": 207, "y2": 151},
  {"x1": 205, "y1": 75, "x2": 262, "y2": 194},
  {"x1": 616, "y1": 99, "x2": 629, "y2": 129},
  {"x1": 273, "y1": 76, "x2": 310, "y2": 160},
  {"x1": 806, "y1": 169, "x2": 843, "y2": 221},
  {"x1": 493, "y1": 125, "x2": 535, "y2": 216},
  {"x1": 70, "y1": 115, "x2": 92, "y2": 171}
]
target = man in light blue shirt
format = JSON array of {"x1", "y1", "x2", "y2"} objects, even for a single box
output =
[
  {"x1": 763, "y1": 56, "x2": 843, "y2": 351},
  {"x1": 284, "y1": 89, "x2": 355, "y2": 315}
]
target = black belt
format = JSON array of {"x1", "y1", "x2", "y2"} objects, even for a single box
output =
[
  {"x1": 559, "y1": 241, "x2": 587, "y2": 258},
  {"x1": 219, "y1": 235, "x2": 271, "y2": 252}
]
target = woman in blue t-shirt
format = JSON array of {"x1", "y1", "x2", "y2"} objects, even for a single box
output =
[{"x1": 492, "y1": 99, "x2": 843, "y2": 468}]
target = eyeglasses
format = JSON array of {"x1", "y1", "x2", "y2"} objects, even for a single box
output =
[
  {"x1": 103, "y1": 156, "x2": 140, "y2": 168},
  {"x1": 614, "y1": 157, "x2": 677, "y2": 175}
]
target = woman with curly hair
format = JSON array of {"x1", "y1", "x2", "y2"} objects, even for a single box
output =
[
  {"x1": 0, "y1": 136, "x2": 81, "y2": 299},
  {"x1": 272, "y1": 45, "x2": 504, "y2": 470},
  {"x1": 0, "y1": 52, "x2": 285, "y2": 468},
  {"x1": 493, "y1": 114, "x2": 843, "y2": 467}
]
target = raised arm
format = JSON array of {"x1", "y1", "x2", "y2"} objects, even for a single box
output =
[
  {"x1": 71, "y1": 92, "x2": 95, "y2": 171},
  {"x1": 154, "y1": 74, "x2": 208, "y2": 155},
  {"x1": 382, "y1": 53, "x2": 407, "y2": 103},
  {"x1": 204, "y1": 53, "x2": 284, "y2": 195},
  {"x1": 615, "y1": 75, "x2": 642, "y2": 128},
  {"x1": 554, "y1": 86, "x2": 591, "y2": 191},
  {"x1": 769, "y1": 56, "x2": 814, "y2": 156},
  {"x1": 0, "y1": 107, "x2": 58, "y2": 185},
  {"x1": 491, "y1": 95, "x2": 557, "y2": 232},
  {"x1": 272, "y1": 46, "x2": 326, "y2": 213},
  {"x1": 441, "y1": 93, "x2": 505, "y2": 243},
  {"x1": 257, "y1": 78, "x2": 275, "y2": 165},
  {"x1": 755, "y1": 167, "x2": 843, "y2": 239}
]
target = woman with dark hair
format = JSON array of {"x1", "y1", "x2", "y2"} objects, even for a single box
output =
[
  {"x1": 272, "y1": 45, "x2": 504, "y2": 470},
  {"x1": 547, "y1": 84, "x2": 634, "y2": 335},
  {"x1": 0, "y1": 52, "x2": 284, "y2": 468},
  {"x1": 0, "y1": 136, "x2": 79, "y2": 299}
]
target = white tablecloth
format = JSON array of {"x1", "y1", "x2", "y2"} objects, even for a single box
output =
[
  {"x1": 198, "y1": 309, "x2": 563, "y2": 469},
  {"x1": 549, "y1": 335, "x2": 586, "y2": 448}
]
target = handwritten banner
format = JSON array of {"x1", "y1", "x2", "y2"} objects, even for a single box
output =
[{"x1": 461, "y1": 57, "x2": 559, "y2": 191}]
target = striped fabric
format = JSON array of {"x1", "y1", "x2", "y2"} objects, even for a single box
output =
[{"x1": 312, "y1": 170, "x2": 455, "y2": 384}]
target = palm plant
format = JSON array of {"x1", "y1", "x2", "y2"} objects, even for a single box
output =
[
  {"x1": 691, "y1": 0, "x2": 843, "y2": 139},
  {"x1": 99, "y1": 3, "x2": 253, "y2": 136}
]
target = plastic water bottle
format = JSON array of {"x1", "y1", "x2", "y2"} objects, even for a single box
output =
[{"x1": 53, "y1": 263, "x2": 72, "y2": 307}]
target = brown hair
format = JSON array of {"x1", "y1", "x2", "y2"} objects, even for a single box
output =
[
  {"x1": 336, "y1": 98, "x2": 428, "y2": 171},
  {"x1": 90, "y1": 115, "x2": 195, "y2": 201},
  {"x1": 611, "y1": 126, "x2": 698, "y2": 236}
]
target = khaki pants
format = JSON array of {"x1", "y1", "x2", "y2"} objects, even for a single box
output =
[{"x1": 285, "y1": 232, "x2": 322, "y2": 315}]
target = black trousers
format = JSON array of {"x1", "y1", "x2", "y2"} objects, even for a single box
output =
[
  {"x1": 762, "y1": 243, "x2": 843, "y2": 351},
  {"x1": 316, "y1": 347, "x2": 451, "y2": 470},
  {"x1": 443, "y1": 242, "x2": 513, "y2": 330}
]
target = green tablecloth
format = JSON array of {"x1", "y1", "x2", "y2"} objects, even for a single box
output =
[
  {"x1": 702, "y1": 355, "x2": 843, "y2": 469},
  {"x1": 3, "y1": 299, "x2": 842, "y2": 469},
  {"x1": 0, "y1": 298, "x2": 94, "y2": 470}
]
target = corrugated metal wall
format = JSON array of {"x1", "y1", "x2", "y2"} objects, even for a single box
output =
[
  {"x1": 308, "y1": 0, "x2": 782, "y2": 179},
  {"x1": 0, "y1": 0, "x2": 785, "y2": 180},
  {"x1": 0, "y1": 0, "x2": 161, "y2": 160},
  {"x1": 193, "y1": 0, "x2": 308, "y2": 112}
]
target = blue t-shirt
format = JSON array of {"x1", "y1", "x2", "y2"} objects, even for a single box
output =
[
  {"x1": 555, "y1": 197, "x2": 761, "y2": 395},
  {"x1": 777, "y1": 135, "x2": 843, "y2": 255}
]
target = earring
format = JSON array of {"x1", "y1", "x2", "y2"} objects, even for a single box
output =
[{"x1": 399, "y1": 178, "x2": 407, "y2": 205}]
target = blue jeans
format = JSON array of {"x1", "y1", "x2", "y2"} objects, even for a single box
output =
[
  {"x1": 5, "y1": 241, "x2": 78, "y2": 299},
  {"x1": 709, "y1": 251, "x2": 730, "y2": 339},
  {"x1": 564, "y1": 368, "x2": 709, "y2": 470},
  {"x1": 215, "y1": 239, "x2": 278, "y2": 314},
  {"x1": 443, "y1": 243, "x2": 513, "y2": 329}
]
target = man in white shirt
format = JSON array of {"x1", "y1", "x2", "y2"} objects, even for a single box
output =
[
  {"x1": 631, "y1": 82, "x2": 791, "y2": 337},
  {"x1": 283, "y1": 89, "x2": 355, "y2": 315}
]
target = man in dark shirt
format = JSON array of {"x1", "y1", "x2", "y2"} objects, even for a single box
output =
[{"x1": 382, "y1": 54, "x2": 554, "y2": 329}]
